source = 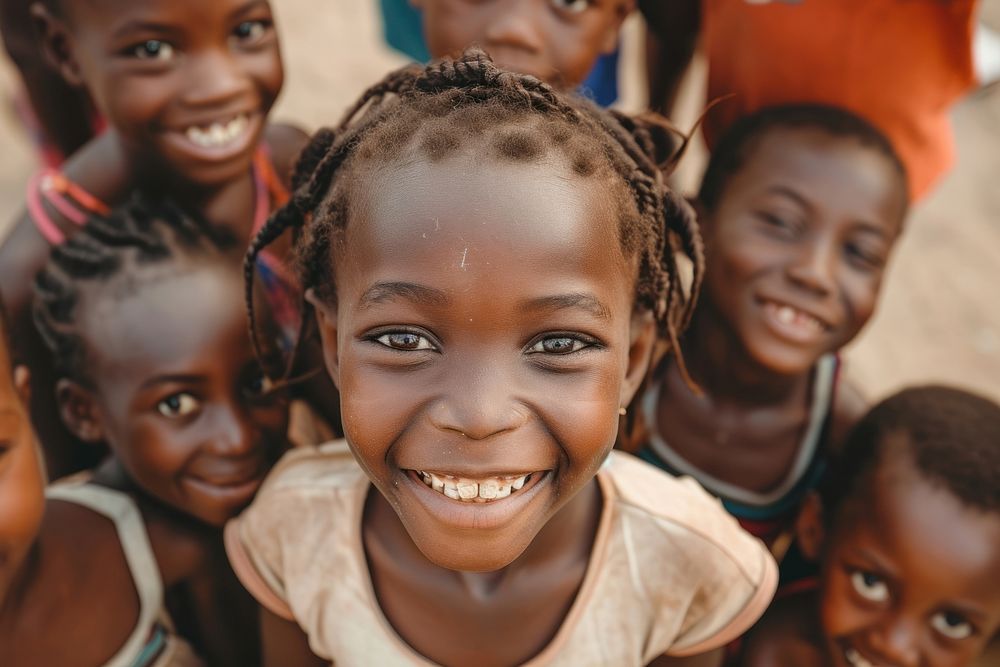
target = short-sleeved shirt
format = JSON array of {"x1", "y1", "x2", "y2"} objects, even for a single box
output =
[
  {"x1": 702, "y1": 0, "x2": 978, "y2": 200},
  {"x1": 226, "y1": 441, "x2": 777, "y2": 665}
]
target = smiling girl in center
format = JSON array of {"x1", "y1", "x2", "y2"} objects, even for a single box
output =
[{"x1": 225, "y1": 50, "x2": 777, "y2": 666}]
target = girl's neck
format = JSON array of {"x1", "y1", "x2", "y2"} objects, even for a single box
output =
[
  {"x1": 682, "y1": 304, "x2": 814, "y2": 407},
  {"x1": 0, "y1": 543, "x2": 42, "y2": 621}
]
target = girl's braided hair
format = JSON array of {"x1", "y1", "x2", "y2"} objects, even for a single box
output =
[
  {"x1": 245, "y1": 49, "x2": 704, "y2": 381},
  {"x1": 33, "y1": 194, "x2": 236, "y2": 385}
]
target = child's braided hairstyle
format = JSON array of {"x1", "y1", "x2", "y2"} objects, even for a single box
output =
[
  {"x1": 245, "y1": 49, "x2": 704, "y2": 382},
  {"x1": 33, "y1": 194, "x2": 236, "y2": 385}
]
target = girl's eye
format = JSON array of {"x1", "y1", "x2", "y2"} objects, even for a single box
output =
[
  {"x1": 233, "y1": 20, "x2": 268, "y2": 42},
  {"x1": 845, "y1": 241, "x2": 885, "y2": 271},
  {"x1": 850, "y1": 570, "x2": 890, "y2": 603},
  {"x1": 157, "y1": 393, "x2": 200, "y2": 418},
  {"x1": 244, "y1": 373, "x2": 276, "y2": 398},
  {"x1": 528, "y1": 336, "x2": 590, "y2": 355},
  {"x1": 931, "y1": 611, "x2": 974, "y2": 640},
  {"x1": 375, "y1": 332, "x2": 436, "y2": 352},
  {"x1": 757, "y1": 211, "x2": 800, "y2": 236},
  {"x1": 132, "y1": 40, "x2": 175, "y2": 61},
  {"x1": 550, "y1": 0, "x2": 591, "y2": 14}
]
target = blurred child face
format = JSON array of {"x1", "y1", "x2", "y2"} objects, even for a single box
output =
[
  {"x1": 818, "y1": 452, "x2": 1000, "y2": 667},
  {"x1": 700, "y1": 127, "x2": 906, "y2": 376},
  {"x1": 0, "y1": 345, "x2": 45, "y2": 606},
  {"x1": 310, "y1": 150, "x2": 652, "y2": 572},
  {"x1": 48, "y1": 0, "x2": 283, "y2": 186},
  {"x1": 412, "y1": 0, "x2": 631, "y2": 88},
  {"x1": 70, "y1": 264, "x2": 289, "y2": 527}
]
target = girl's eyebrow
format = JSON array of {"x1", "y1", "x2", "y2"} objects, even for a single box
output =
[
  {"x1": 358, "y1": 281, "x2": 449, "y2": 310},
  {"x1": 138, "y1": 374, "x2": 208, "y2": 391},
  {"x1": 230, "y1": 0, "x2": 271, "y2": 18},
  {"x1": 523, "y1": 293, "x2": 612, "y2": 321},
  {"x1": 111, "y1": 20, "x2": 183, "y2": 41}
]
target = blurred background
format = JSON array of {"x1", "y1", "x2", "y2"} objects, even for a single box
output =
[{"x1": 1, "y1": 0, "x2": 998, "y2": 404}]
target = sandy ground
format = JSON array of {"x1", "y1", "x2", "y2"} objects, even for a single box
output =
[{"x1": 0, "y1": 0, "x2": 998, "y2": 412}]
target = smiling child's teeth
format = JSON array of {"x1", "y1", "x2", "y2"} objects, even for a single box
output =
[
  {"x1": 776, "y1": 305, "x2": 795, "y2": 325},
  {"x1": 845, "y1": 648, "x2": 875, "y2": 667},
  {"x1": 417, "y1": 471, "x2": 531, "y2": 502},
  {"x1": 184, "y1": 115, "x2": 249, "y2": 148}
]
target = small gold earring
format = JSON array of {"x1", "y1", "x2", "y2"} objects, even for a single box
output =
[{"x1": 618, "y1": 406, "x2": 627, "y2": 416}]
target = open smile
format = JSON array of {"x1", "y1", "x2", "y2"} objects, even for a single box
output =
[
  {"x1": 413, "y1": 470, "x2": 535, "y2": 503},
  {"x1": 758, "y1": 297, "x2": 831, "y2": 343},
  {"x1": 401, "y1": 468, "x2": 551, "y2": 530},
  {"x1": 165, "y1": 112, "x2": 261, "y2": 161},
  {"x1": 841, "y1": 643, "x2": 887, "y2": 667}
]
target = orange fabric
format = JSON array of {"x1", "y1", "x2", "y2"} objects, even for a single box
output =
[{"x1": 702, "y1": 0, "x2": 978, "y2": 200}]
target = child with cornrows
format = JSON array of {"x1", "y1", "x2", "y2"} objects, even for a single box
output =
[
  {"x1": 0, "y1": 0, "x2": 315, "y2": 478},
  {"x1": 740, "y1": 386, "x2": 1000, "y2": 667},
  {"x1": 225, "y1": 49, "x2": 776, "y2": 667},
  {"x1": 19, "y1": 196, "x2": 292, "y2": 666},
  {"x1": 631, "y1": 104, "x2": 909, "y2": 576},
  {"x1": 0, "y1": 290, "x2": 204, "y2": 666}
]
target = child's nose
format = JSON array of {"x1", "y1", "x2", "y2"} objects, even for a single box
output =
[
  {"x1": 868, "y1": 616, "x2": 922, "y2": 667},
  {"x1": 207, "y1": 404, "x2": 259, "y2": 456},
  {"x1": 786, "y1": 237, "x2": 837, "y2": 297},
  {"x1": 181, "y1": 49, "x2": 251, "y2": 107},
  {"x1": 430, "y1": 370, "x2": 531, "y2": 441},
  {"x1": 483, "y1": 0, "x2": 545, "y2": 53}
]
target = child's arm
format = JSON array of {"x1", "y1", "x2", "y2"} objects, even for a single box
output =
[
  {"x1": 639, "y1": 0, "x2": 701, "y2": 115},
  {"x1": 261, "y1": 607, "x2": 327, "y2": 667}
]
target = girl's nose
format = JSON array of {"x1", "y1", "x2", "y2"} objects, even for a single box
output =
[
  {"x1": 429, "y1": 368, "x2": 530, "y2": 440},
  {"x1": 786, "y1": 237, "x2": 837, "y2": 297},
  {"x1": 483, "y1": 0, "x2": 544, "y2": 53},
  {"x1": 181, "y1": 49, "x2": 250, "y2": 107},
  {"x1": 868, "y1": 616, "x2": 922, "y2": 667},
  {"x1": 207, "y1": 404, "x2": 258, "y2": 456}
]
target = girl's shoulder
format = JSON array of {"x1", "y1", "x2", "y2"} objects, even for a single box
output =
[
  {"x1": 224, "y1": 441, "x2": 367, "y2": 624},
  {"x1": 263, "y1": 122, "x2": 310, "y2": 190},
  {"x1": 19, "y1": 488, "x2": 149, "y2": 667},
  {"x1": 598, "y1": 451, "x2": 778, "y2": 658}
]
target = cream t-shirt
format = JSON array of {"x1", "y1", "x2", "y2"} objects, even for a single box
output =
[{"x1": 226, "y1": 442, "x2": 777, "y2": 666}]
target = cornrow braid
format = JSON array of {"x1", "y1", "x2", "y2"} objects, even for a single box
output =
[
  {"x1": 245, "y1": 49, "x2": 705, "y2": 384},
  {"x1": 33, "y1": 194, "x2": 236, "y2": 384}
]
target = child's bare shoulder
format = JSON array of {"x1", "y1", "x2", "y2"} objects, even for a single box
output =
[
  {"x1": 29, "y1": 498, "x2": 141, "y2": 666},
  {"x1": 264, "y1": 122, "x2": 310, "y2": 188}
]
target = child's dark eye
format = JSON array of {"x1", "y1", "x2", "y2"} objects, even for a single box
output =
[
  {"x1": 243, "y1": 372, "x2": 276, "y2": 398},
  {"x1": 845, "y1": 241, "x2": 885, "y2": 271},
  {"x1": 850, "y1": 570, "x2": 890, "y2": 603},
  {"x1": 757, "y1": 211, "x2": 801, "y2": 237},
  {"x1": 550, "y1": 0, "x2": 591, "y2": 14},
  {"x1": 375, "y1": 332, "x2": 436, "y2": 352},
  {"x1": 157, "y1": 392, "x2": 200, "y2": 418},
  {"x1": 233, "y1": 20, "x2": 269, "y2": 43},
  {"x1": 931, "y1": 611, "x2": 974, "y2": 640},
  {"x1": 131, "y1": 40, "x2": 175, "y2": 61},
  {"x1": 527, "y1": 335, "x2": 594, "y2": 355}
]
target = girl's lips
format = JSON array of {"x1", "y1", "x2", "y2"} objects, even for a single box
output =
[
  {"x1": 400, "y1": 468, "x2": 551, "y2": 532},
  {"x1": 162, "y1": 111, "x2": 262, "y2": 164},
  {"x1": 758, "y1": 298, "x2": 830, "y2": 345}
]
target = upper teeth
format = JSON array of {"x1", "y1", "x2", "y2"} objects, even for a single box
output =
[
  {"x1": 845, "y1": 648, "x2": 877, "y2": 667},
  {"x1": 416, "y1": 471, "x2": 530, "y2": 502},
  {"x1": 185, "y1": 114, "x2": 249, "y2": 148},
  {"x1": 770, "y1": 302, "x2": 824, "y2": 332}
]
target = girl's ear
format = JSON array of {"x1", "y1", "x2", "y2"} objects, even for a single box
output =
[
  {"x1": 796, "y1": 492, "x2": 827, "y2": 562},
  {"x1": 55, "y1": 379, "x2": 104, "y2": 443},
  {"x1": 305, "y1": 288, "x2": 341, "y2": 388},
  {"x1": 31, "y1": 3, "x2": 85, "y2": 88},
  {"x1": 620, "y1": 310, "x2": 656, "y2": 409},
  {"x1": 601, "y1": 0, "x2": 635, "y2": 54},
  {"x1": 13, "y1": 366, "x2": 31, "y2": 405}
]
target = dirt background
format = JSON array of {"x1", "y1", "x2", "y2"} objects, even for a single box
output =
[{"x1": 1, "y1": 0, "x2": 998, "y2": 411}]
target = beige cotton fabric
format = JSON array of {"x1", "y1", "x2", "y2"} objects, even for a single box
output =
[{"x1": 226, "y1": 441, "x2": 778, "y2": 666}]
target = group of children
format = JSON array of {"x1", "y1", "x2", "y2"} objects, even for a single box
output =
[{"x1": 0, "y1": 1, "x2": 997, "y2": 666}]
